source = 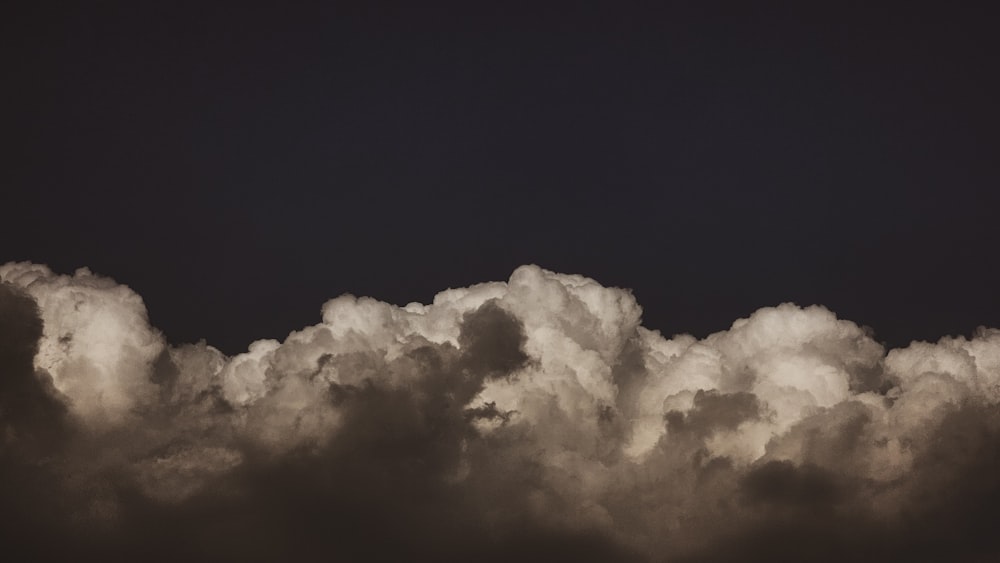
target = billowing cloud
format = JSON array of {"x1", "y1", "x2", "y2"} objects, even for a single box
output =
[{"x1": 2, "y1": 261, "x2": 1000, "y2": 561}]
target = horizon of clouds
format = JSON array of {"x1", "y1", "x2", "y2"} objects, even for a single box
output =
[{"x1": 2, "y1": 261, "x2": 1000, "y2": 562}]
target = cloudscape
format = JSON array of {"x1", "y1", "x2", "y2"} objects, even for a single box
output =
[
  {"x1": 3, "y1": 262, "x2": 1000, "y2": 561},
  {"x1": 3, "y1": 2, "x2": 998, "y2": 561}
]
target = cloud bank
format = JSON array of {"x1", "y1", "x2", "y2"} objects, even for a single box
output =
[{"x1": 2, "y1": 261, "x2": 1000, "y2": 561}]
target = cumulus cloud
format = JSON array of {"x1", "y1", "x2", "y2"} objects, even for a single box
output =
[{"x1": 2, "y1": 261, "x2": 1000, "y2": 561}]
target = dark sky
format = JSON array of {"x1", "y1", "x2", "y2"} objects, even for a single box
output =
[{"x1": 4, "y1": 1, "x2": 998, "y2": 354}]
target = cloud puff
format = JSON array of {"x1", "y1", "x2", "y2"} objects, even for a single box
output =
[
  {"x1": 0, "y1": 263, "x2": 164, "y2": 428},
  {"x1": 2, "y1": 261, "x2": 1000, "y2": 561}
]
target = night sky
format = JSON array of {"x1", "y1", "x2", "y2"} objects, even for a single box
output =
[
  {"x1": 5, "y1": 2, "x2": 998, "y2": 353},
  {"x1": 4, "y1": 2, "x2": 1000, "y2": 562}
]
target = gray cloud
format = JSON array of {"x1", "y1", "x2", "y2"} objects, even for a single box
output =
[{"x1": 2, "y1": 261, "x2": 1000, "y2": 561}]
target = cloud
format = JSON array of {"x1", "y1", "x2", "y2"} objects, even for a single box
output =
[{"x1": 2, "y1": 261, "x2": 1000, "y2": 561}]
